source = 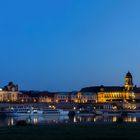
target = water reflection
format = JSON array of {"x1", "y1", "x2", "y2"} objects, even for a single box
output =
[
  {"x1": 8, "y1": 118, "x2": 14, "y2": 126},
  {"x1": 124, "y1": 117, "x2": 137, "y2": 122},
  {"x1": 0, "y1": 115, "x2": 140, "y2": 126}
]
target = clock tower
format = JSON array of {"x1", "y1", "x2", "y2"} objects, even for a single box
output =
[{"x1": 125, "y1": 71, "x2": 133, "y2": 91}]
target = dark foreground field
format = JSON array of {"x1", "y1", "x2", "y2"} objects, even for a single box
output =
[{"x1": 0, "y1": 123, "x2": 140, "y2": 140}]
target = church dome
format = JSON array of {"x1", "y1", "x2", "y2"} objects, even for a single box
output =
[{"x1": 126, "y1": 71, "x2": 132, "y2": 78}]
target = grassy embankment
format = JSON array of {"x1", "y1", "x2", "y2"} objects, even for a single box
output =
[{"x1": 0, "y1": 123, "x2": 140, "y2": 140}]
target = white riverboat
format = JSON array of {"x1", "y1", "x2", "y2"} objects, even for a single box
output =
[
  {"x1": 102, "y1": 111, "x2": 122, "y2": 116},
  {"x1": 4, "y1": 107, "x2": 69, "y2": 117},
  {"x1": 126, "y1": 111, "x2": 140, "y2": 116},
  {"x1": 42, "y1": 108, "x2": 69, "y2": 116},
  {"x1": 98, "y1": 110, "x2": 140, "y2": 117}
]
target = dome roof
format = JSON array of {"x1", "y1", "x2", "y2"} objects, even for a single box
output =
[{"x1": 126, "y1": 71, "x2": 132, "y2": 78}]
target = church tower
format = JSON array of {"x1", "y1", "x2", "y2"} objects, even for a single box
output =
[{"x1": 124, "y1": 71, "x2": 133, "y2": 91}]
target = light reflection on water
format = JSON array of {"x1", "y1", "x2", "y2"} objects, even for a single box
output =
[{"x1": 0, "y1": 115, "x2": 139, "y2": 126}]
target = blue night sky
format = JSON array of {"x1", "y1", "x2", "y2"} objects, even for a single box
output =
[{"x1": 0, "y1": 0, "x2": 140, "y2": 91}]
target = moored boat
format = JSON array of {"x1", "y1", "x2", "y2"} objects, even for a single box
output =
[
  {"x1": 76, "y1": 110, "x2": 95, "y2": 116},
  {"x1": 42, "y1": 108, "x2": 69, "y2": 116},
  {"x1": 102, "y1": 111, "x2": 122, "y2": 116},
  {"x1": 126, "y1": 111, "x2": 140, "y2": 116},
  {"x1": 4, "y1": 107, "x2": 69, "y2": 117}
]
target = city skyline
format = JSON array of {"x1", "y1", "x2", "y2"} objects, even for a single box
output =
[
  {"x1": 0, "y1": 71, "x2": 137, "y2": 92},
  {"x1": 0, "y1": 0, "x2": 140, "y2": 91}
]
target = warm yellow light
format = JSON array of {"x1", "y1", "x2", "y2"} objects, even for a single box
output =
[
  {"x1": 112, "y1": 116, "x2": 117, "y2": 122},
  {"x1": 113, "y1": 106, "x2": 117, "y2": 110},
  {"x1": 52, "y1": 106, "x2": 56, "y2": 109},
  {"x1": 74, "y1": 100, "x2": 78, "y2": 103},
  {"x1": 73, "y1": 107, "x2": 76, "y2": 110}
]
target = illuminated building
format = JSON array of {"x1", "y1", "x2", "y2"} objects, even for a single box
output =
[
  {"x1": 0, "y1": 82, "x2": 20, "y2": 102},
  {"x1": 2, "y1": 72, "x2": 140, "y2": 106},
  {"x1": 79, "y1": 72, "x2": 140, "y2": 109},
  {"x1": 54, "y1": 92, "x2": 95, "y2": 103},
  {"x1": 54, "y1": 92, "x2": 70, "y2": 103},
  {"x1": 54, "y1": 92, "x2": 96, "y2": 103},
  {"x1": 97, "y1": 72, "x2": 135, "y2": 103},
  {"x1": 39, "y1": 94, "x2": 53, "y2": 103},
  {"x1": 73, "y1": 92, "x2": 96, "y2": 103}
]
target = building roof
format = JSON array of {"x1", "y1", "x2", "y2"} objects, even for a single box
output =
[
  {"x1": 133, "y1": 87, "x2": 140, "y2": 93},
  {"x1": 80, "y1": 86, "x2": 101, "y2": 93},
  {"x1": 126, "y1": 71, "x2": 132, "y2": 78},
  {"x1": 80, "y1": 86, "x2": 124, "y2": 93},
  {"x1": 80, "y1": 92, "x2": 96, "y2": 95},
  {"x1": 54, "y1": 92, "x2": 78, "y2": 95},
  {"x1": 81, "y1": 84, "x2": 140, "y2": 93},
  {"x1": 21, "y1": 91, "x2": 55, "y2": 97}
]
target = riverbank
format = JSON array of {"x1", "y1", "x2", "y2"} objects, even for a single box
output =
[{"x1": 0, "y1": 123, "x2": 140, "y2": 140}]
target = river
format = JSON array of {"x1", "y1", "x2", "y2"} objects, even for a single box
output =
[{"x1": 0, "y1": 115, "x2": 139, "y2": 126}]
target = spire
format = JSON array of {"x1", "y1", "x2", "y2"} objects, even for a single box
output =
[
  {"x1": 125, "y1": 71, "x2": 133, "y2": 91},
  {"x1": 126, "y1": 71, "x2": 132, "y2": 78}
]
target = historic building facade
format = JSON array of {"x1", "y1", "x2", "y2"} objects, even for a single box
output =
[
  {"x1": 1, "y1": 72, "x2": 140, "y2": 106},
  {"x1": 97, "y1": 72, "x2": 135, "y2": 103},
  {"x1": 0, "y1": 82, "x2": 20, "y2": 102},
  {"x1": 54, "y1": 92, "x2": 97, "y2": 103},
  {"x1": 79, "y1": 72, "x2": 139, "y2": 109},
  {"x1": 73, "y1": 92, "x2": 96, "y2": 103},
  {"x1": 80, "y1": 72, "x2": 140, "y2": 104}
]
